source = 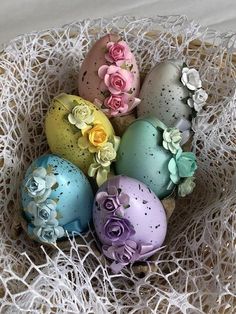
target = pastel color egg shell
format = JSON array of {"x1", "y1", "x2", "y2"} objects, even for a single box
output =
[
  {"x1": 137, "y1": 60, "x2": 192, "y2": 127},
  {"x1": 115, "y1": 117, "x2": 173, "y2": 199},
  {"x1": 45, "y1": 93, "x2": 114, "y2": 174},
  {"x1": 21, "y1": 154, "x2": 94, "y2": 235},
  {"x1": 93, "y1": 175, "x2": 167, "y2": 251},
  {"x1": 78, "y1": 34, "x2": 140, "y2": 106}
]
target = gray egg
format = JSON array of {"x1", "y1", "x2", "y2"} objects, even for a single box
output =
[{"x1": 137, "y1": 60, "x2": 192, "y2": 127}]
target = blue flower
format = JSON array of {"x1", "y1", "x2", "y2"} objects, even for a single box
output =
[
  {"x1": 25, "y1": 167, "x2": 57, "y2": 202},
  {"x1": 33, "y1": 224, "x2": 64, "y2": 243},
  {"x1": 168, "y1": 149, "x2": 197, "y2": 184},
  {"x1": 26, "y1": 199, "x2": 58, "y2": 226}
]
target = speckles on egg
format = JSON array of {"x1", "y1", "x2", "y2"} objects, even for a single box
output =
[
  {"x1": 138, "y1": 60, "x2": 193, "y2": 127},
  {"x1": 78, "y1": 34, "x2": 140, "y2": 111},
  {"x1": 115, "y1": 118, "x2": 174, "y2": 199},
  {"x1": 45, "y1": 93, "x2": 114, "y2": 174},
  {"x1": 21, "y1": 154, "x2": 94, "y2": 240},
  {"x1": 93, "y1": 175, "x2": 167, "y2": 252}
]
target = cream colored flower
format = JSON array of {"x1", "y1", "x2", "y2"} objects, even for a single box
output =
[
  {"x1": 68, "y1": 103, "x2": 94, "y2": 129},
  {"x1": 178, "y1": 177, "x2": 196, "y2": 197},
  {"x1": 181, "y1": 67, "x2": 202, "y2": 91},
  {"x1": 95, "y1": 142, "x2": 117, "y2": 167},
  {"x1": 163, "y1": 128, "x2": 182, "y2": 154}
]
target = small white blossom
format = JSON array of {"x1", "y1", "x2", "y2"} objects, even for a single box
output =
[
  {"x1": 25, "y1": 167, "x2": 57, "y2": 203},
  {"x1": 181, "y1": 67, "x2": 202, "y2": 91},
  {"x1": 187, "y1": 88, "x2": 208, "y2": 112}
]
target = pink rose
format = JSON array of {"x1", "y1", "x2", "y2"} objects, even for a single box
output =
[
  {"x1": 104, "y1": 94, "x2": 128, "y2": 116},
  {"x1": 105, "y1": 41, "x2": 132, "y2": 63},
  {"x1": 98, "y1": 65, "x2": 133, "y2": 95},
  {"x1": 103, "y1": 94, "x2": 141, "y2": 117}
]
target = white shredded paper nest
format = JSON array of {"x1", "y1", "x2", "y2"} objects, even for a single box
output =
[{"x1": 0, "y1": 16, "x2": 236, "y2": 313}]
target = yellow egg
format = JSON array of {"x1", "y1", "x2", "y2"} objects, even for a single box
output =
[{"x1": 45, "y1": 93, "x2": 114, "y2": 174}]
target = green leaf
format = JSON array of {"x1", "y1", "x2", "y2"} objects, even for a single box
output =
[
  {"x1": 129, "y1": 64, "x2": 133, "y2": 71},
  {"x1": 181, "y1": 96, "x2": 189, "y2": 105},
  {"x1": 51, "y1": 182, "x2": 59, "y2": 190},
  {"x1": 120, "y1": 63, "x2": 127, "y2": 70},
  {"x1": 46, "y1": 164, "x2": 54, "y2": 174},
  {"x1": 124, "y1": 204, "x2": 130, "y2": 209},
  {"x1": 101, "y1": 90, "x2": 110, "y2": 98}
]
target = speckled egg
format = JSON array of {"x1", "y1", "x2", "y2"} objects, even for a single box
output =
[
  {"x1": 78, "y1": 34, "x2": 140, "y2": 117},
  {"x1": 93, "y1": 175, "x2": 167, "y2": 272},
  {"x1": 137, "y1": 60, "x2": 192, "y2": 126},
  {"x1": 45, "y1": 93, "x2": 114, "y2": 174},
  {"x1": 115, "y1": 116, "x2": 174, "y2": 199},
  {"x1": 21, "y1": 154, "x2": 94, "y2": 244}
]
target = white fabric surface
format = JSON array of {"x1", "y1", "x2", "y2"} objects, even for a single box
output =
[{"x1": 0, "y1": 0, "x2": 236, "y2": 45}]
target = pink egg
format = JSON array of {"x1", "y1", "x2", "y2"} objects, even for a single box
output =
[
  {"x1": 93, "y1": 175, "x2": 167, "y2": 273},
  {"x1": 78, "y1": 34, "x2": 140, "y2": 117}
]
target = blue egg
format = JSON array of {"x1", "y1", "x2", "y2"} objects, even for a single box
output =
[{"x1": 21, "y1": 154, "x2": 94, "y2": 244}]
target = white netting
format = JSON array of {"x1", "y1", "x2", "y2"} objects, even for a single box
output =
[{"x1": 0, "y1": 16, "x2": 236, "y2": 313}]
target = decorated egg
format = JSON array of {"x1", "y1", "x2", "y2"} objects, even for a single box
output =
[
  {"x1": 21, "y1": 154, "x2": 94, "y2": 244},
  {"x1": 78, "y1": 34, "x2": 140, "y2": 117},
  {"x1": 45, "y1": 93, "x2": 116, "y2": 178},
  {"x1": 138, "y1": 60, "x2": 208, "y2": 128},
  {"x1": 115, "y1": 116, "x2": 197, "y2": 199},
  {"x1": 93, "y1": 175, "x2": 167, "y2": 273}
]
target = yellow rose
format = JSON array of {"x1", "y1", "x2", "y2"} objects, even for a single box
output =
[
  {"x1": 78, "y1": 124, "x2": 108, "y2": 153},
  {"x1": 88, "y1": 124, "x2": 108, "y2": 147}
]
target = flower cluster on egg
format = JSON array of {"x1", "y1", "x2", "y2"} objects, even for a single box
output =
[
  {"x1": 21, "y1": 155, "x2": 94, "y2": 244},
  {"x1": 68, "y1": 101, "x2": 120, "y2": 186},
  {"x1": 79, "y1": 34, "x2": 140, "y2": 118},
  {"x1": 20, "y1": 33, "x2": 207, "y2": 273},
  {"x1": 94, "y1": 41, "x2": 141, "y2": 116},
  {"x1": 24, "y1": 166, "x2": 64, "y2": 243}
]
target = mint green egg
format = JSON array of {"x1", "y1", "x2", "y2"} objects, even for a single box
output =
[{"x1": 115, "y1": 117, "x2": 174, "y2": 199}]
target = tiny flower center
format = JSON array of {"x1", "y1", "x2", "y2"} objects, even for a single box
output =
[
  {"x1": 103, "y1": 199, "x2": 116, "y2": 210},
  {"x1": 44, "y1": 230, "x2": 54, "y2": 240},
  {"x1": 110, "y1": 225, "x2": 121, "y2": 237},
  {"x1": 39, "y1": 208, "x2": 50, "y2": 220},
  {"x1": 111, "y1": 75, "x2": 125, "y2": 89}
]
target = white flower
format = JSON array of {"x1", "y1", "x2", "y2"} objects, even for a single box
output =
[
  {"x1": 25, "y1": 167, "x2": 57, "y2": 203},
  {"x1": 95, "y1": 142, "x2": 117, "y2": 167},
  {"x1": 26, "y1": 199, "x2": 58, "y2": 226},
  {"x1": 33, "y1": 224, "x2": 64, "y2": 243},
  {"x1": 68, "y1": 103, "x2": 94, "y2": 130},
  {"x1": 181, "y1": 67, "x2": 202, "y2": 91},
  {"x1": 187, "y1": 88, "x2": 208, "y2": 112}
]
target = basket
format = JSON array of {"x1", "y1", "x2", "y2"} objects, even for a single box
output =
[{"x1": 0, "y1": 16, "x2": 236, "y2": 313}]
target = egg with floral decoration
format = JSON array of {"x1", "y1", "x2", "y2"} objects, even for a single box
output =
[
  {"x1": 78, "y1": 33, "x2": 140, "y2": 117},
  {"x1": 115, "y1": 116, "x2": 197, "y2": 199},
  {"x1": 137, "y1": 59, "x2": 208, "y2": 130},
  {"x1": 20, "y1": 154, "x2": 94, "y2": 244},
  {"x1": 93, "y1": 175, "x2": 167, "y2": 273},
  {"x1": 45, "y1": 93, "x2": 120, "y2": 186}
]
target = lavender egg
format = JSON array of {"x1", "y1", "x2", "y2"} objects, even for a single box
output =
[{"x1": 93, "y1": 175, "x2": 167, "y2": 272}]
